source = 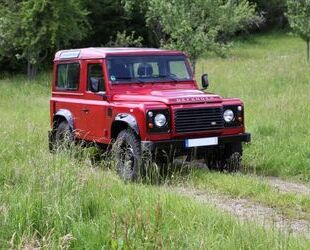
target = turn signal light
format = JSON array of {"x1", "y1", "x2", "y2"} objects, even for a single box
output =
[{"x1": 148, "y1": 123, "x2": 154, "y2": 129}]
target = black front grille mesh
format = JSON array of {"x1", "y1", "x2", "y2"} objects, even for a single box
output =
[{"x1": 175, "y1": 107, "x2": 224, "y2": 133}]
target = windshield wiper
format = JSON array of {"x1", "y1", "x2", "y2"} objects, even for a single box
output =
[
  {"x1": 113, "y1": 77, "x2": 146, "y2": 83},
  {"x1": 158, "y1": 75, "x2": 178, "y2": 82}
]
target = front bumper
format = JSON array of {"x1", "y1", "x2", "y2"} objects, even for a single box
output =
[{"x1": 141, "y1": 133, "x2": 251, "y2": 152}]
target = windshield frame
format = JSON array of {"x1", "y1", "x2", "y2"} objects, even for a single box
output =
[{"x1": 106, "y1": 54, "x2": 193, "y2": 85}]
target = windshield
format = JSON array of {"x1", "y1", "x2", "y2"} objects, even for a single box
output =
[{"x1": 107, "y1": 55, "x2": 192, "y2": 84}]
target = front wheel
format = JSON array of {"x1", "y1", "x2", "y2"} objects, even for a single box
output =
[
  {"x1": 112, "y1": 129, "x2": 143, "y2": 182},
  {"x1": 206, "y1": 142, "x2": 243, "y2": 172}
]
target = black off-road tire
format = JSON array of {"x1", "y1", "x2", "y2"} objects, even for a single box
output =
[
  {"x1": 154, "y1": 149, "x2": 171, "y2": 167},
  {"x1": 112, "y1": 129, "x2": 143, "y2": 182},
  {"x1": 224, "y1": 142, "x2": 243, "y2": 172},
  {"x1": 53, "y1": 121, "x2": 74, "y2": 152},
  {"x1": 207, "y1": 142, "x2": 242, "y2": 172}
]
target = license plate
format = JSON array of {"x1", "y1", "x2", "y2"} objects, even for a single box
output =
[{"x1": 185, "y1": 137, "x2": 218, "y2": 148}]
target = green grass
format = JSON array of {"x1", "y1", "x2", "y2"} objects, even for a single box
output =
[
  {"x1": 1, "y1": 33, "x2": 310, "y2": 248},
  {"x1": 197, "y1": 33, "x2": 310, "y2": 181},
  {"x1": 1, "y1": 159, "x2": 308, "y2": 249}
]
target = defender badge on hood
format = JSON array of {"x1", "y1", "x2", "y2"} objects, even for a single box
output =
[{"x1": 174, "y1": 96, "x2": 214, "y2": 103}]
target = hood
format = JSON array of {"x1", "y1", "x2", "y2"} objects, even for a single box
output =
[{"x1": 112, "y1": 89, "x2": 222, "y2": 105}]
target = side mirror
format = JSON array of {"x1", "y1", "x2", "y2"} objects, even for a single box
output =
[
  {"x1": 201, "y1": 74, "x2": 209, "y2": 89},
  {"x1": 90, "y1": 77, "x2": 101, "y2": 92}
]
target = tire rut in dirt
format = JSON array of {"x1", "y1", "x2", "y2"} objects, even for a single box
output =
[
  {"x1": 171, "y1": 186, "x2": 310, "y2": 239},
  {"x1": 265, "y1": 177, "x2": 310, "y2": 196}
]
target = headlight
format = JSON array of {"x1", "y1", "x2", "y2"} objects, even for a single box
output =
[
  {"x1": 223, "y1": 109, "x2": 234, "y2": 123},
  {"x1": 147, "y1": 109, "x2": 170, "y2": 133},
  {"x1": 154, "y1": 113, "x2": 167, "y2": 127}
]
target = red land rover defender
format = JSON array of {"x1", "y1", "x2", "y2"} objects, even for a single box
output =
[{"x1": 49, "y1": 48, "x2": 251, "y2": 181}]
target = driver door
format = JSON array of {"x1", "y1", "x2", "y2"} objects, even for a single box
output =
[{"x1": 80, "y1": 60, "x2": 108, "y2": 142}]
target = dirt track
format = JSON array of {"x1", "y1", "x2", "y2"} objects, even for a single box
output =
[
  {"x1": 266, "y1": 177, "x2": 310, "y2": 196},
  {"x1": 170, "y1": 184, "x2": 310, "y2": 239}
]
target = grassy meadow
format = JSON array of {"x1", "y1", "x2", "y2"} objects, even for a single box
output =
[
  {"x1": 0, "y1": 33, "x2": 310, "y2": 248},
  {"x1": 198, "y1": 33, "x2": 310, "y2": 181}
]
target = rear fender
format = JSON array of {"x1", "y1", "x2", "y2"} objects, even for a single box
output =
[{"x1": 53, "y1": 109, "x2": 74, "y2": 130}]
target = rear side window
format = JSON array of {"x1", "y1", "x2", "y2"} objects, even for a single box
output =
[{"x1": 56, "y1": 63, "x2": 80, "y2": 90}]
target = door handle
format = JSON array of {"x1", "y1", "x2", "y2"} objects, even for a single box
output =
[{"x1": 82, "y1": 108, "x2": 89, "y2": 113}]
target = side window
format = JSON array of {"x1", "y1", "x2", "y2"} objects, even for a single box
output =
[
  {"x1": 56, "y1": 63, "x2": 80, "y2": 90},
  {"x1": 87, "y1": 64, "x2": 105, "y2": 92},
  {"x1": 169, "y1": 60, "x2": 190, "y2": 79}
]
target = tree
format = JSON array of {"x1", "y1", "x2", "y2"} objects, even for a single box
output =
[
  {"x1": 0, "y1": 0, "x2": 89, "y2": 79},
  {"x1": 81, "y1": 0, "x2": 127, "y2": 47},
  {"x1": 250, "y1": 0, "x2": 287, "y2": 29},
  {"x1": 122, "y1": 0, "x2": 159, "y2": 47},
  {"x1": 106, "y1": 31, "x2": 143, "y2": 47},
  {"x1": 137, "y1": 0, "x2": 262, "y2": 73},
  {"x1": 287, "y1": 0, "x2": 310, "y2": 62},
  {"x1": 0, "y1": 1, "x2": 19, "y2": 65}
]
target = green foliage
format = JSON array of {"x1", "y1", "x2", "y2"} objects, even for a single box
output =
[
  {"x1": 0, "y1": 0, "x2": 295, "y2": 76},
  {"x1": 83, "y1": 0, "x2": 128, "y2": 46},
  {"x1": 250, "y1": 0, "x2": 287, "y2": 28},
  {"x1": 106, "y1": 31, "x2": 143, "y2": 47},
  {"x1": 145, "y1": 0, "x2": 262, "y2": 72},
  {"x1": 0, "y1": 0, "x2": 89, "y2": 79},
  {"x1": 0, "y1": 1, "x2": 19, "y2": 56},
  {"x1": 287, "y1": 0, "x2": 310, "y2": 61},
  {"x1": 122, "y1": 0, "x2": 159, "y2": 47}
]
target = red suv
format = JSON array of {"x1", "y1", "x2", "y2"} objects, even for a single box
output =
[{"x1": 49, "y1": 48, "x2": 251, "y2": 181}]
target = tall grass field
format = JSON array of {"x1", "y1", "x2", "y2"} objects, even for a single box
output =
[
  {"x1": 198, "y1": 33, "x2": 310, "y2": 181},
  {"x1": 0, "y1": 33, "x2": 309, "y2": 248}
]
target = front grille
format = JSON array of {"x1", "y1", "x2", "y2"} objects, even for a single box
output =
[{"x1": 175, "y1": 107, "x2": 224, "y2": 133}]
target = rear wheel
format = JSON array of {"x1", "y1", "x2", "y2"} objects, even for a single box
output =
[
  {"x1": 206, "y1": 142, "x2": 242, "y2": 172},
  {"x1": 112, "y1": 129, "x2": 143, "y2": 182}
]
